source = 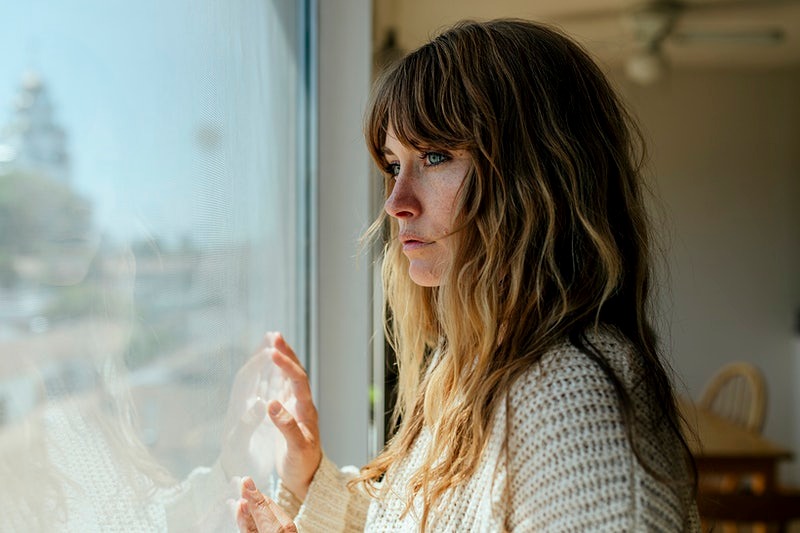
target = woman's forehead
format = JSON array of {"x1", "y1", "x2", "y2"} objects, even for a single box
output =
[{"x1": 382, "y1": 122, "x2": 418, "y2": 153}]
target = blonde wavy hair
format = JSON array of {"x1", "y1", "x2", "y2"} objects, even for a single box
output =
[{"x1": 354, "y1": 19, "x2": 693, "y2": 528}]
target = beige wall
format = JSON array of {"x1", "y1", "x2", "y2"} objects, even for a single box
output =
[
  {"x1": 613, "y1": 67, "x2": 800, "y2": 481},
  {"x1": 375, "y1": 0, "x2": 800, "y2": 482}
]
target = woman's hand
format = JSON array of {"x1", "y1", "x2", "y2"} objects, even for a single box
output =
[
  {"x1": 267, "y1": 333, "x2": 322, "y2": 500},
  {"x1": 237, "y1": 477, "x2": 297, "y2": 533},
  {"x1": 220, "y1": 334, "x2": 279, "y2": 487},
  {"x1": 220, "y1": 332, "x2": 321, "y2": 498}
]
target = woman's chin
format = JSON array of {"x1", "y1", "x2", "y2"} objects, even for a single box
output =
[{"x1": 408, "y1": 263, "x2": 442, "y2": 287}]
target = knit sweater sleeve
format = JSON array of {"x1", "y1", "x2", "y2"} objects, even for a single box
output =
[
  {"x1": 273, "y1": 453, "x2": 370, "y2": 532},
  {"x1": 505, "y1": 341, "x2": 693, "y2": 532},
  {"x1": 164, "y1": 460, "x2": 239, "y2": 532}
]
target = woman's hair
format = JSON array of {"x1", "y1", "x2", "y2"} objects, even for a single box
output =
[{"x1": 356, "y1": 19, "x2": 694, "y2": 527}]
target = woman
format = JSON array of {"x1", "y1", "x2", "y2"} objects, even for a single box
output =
[{"x1": 237, "y1": 19, "x2": 699, "y2": 532}]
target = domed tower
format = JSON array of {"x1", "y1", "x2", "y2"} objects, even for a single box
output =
[{"x1": 0, "y1": 71, "x2": 70, "y2": 183}]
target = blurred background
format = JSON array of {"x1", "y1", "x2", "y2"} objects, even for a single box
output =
[{"x1": 372, "y1": 0, "x2": 800, "y2": 485}]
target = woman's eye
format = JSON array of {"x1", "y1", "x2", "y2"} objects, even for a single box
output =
[
  {"x1": 424, "y1": 152, "x2": 449, "y2": 166},
  {"x1": 385, "y1": 162, "x2": 400, "y2": 177}
]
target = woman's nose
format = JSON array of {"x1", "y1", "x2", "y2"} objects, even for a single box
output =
[{"x1": 384, "y1": 175, "x2": 420, "y2": 219}]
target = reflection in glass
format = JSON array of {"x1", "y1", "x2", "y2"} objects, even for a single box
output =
[{"x1": 0, "y1": 1, "x2": 304, "y2": 531}]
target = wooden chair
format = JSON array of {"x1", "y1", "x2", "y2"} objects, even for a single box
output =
[
  {"x1": 699, "y1": 362, "x2": 767, "y2": 434},
  {"x1": 698, "y1": 362, "x2": 770, "y2": 533}
]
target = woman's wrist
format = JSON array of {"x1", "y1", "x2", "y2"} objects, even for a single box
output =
[{"x1": 283, "y1": 450, "x2": 322, "y2": 501}]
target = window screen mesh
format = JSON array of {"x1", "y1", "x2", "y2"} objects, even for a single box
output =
[{"x1": 0, "y1": 1, "x2": 307, "y2": 531}]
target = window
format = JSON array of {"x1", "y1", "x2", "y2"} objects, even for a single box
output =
[{"x1": 0, "y1": 1, "x2": 313, "y2": 529}]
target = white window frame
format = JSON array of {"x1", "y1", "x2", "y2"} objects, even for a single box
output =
[{"x1": 311, "y1": 0, "x2": 374, "y2": 468}]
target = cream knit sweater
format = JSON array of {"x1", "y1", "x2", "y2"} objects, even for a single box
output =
[{"x1": 275, "y1": 332, "x2": 700, "y2": 532}]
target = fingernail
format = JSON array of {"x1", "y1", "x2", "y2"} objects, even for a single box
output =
[
  {"x1": 243, "y1": 477, "x2": 256, "y2": 491},
  {"x1": 269, "y1": 402, "x2": 281, "y2": 416}
]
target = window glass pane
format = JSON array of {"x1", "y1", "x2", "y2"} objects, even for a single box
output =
[{"x1": 0, "y1": 1, "x2": 305, "y2": 530}]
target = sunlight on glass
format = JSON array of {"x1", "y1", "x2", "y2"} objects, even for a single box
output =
[{"x1": 0, "y1": 1, "x2": 304, "y2": 531}]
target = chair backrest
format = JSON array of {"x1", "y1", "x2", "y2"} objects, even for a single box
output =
[{"x1": 699, "y1": 362, "x2": 767, "y2": 433}]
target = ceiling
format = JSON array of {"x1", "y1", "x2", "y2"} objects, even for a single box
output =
[{"x1": 376, "y1": 0, "x2": 800, "y2": 69}]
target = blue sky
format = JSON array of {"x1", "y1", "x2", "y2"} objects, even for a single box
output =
[
  {"x1": 2, "y1": 1, "x2": 183, "y2": 241},
  {"x1": 0, "y1": 0, "x2": 295, "y2": 246}
]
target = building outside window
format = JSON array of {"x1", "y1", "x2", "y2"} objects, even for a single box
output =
[{"x1": 0, "y1": 1, "x2": 365, "y2": 530}]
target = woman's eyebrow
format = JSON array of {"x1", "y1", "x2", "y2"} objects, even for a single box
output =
[{"x1": 381, "y1": 146, "x2": 395, "y2": 156}]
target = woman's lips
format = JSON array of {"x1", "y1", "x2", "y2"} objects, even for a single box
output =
[
  {"x1": 402, "y1": 240, "x2": 429, "y2": 252},
  {"x1": 400, "y1": 232, "x2": 433, "y2": 252}
]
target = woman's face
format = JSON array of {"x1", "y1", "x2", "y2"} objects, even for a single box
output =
[{"x1": 383, "y1": 125, "x2": 471, "y2": 287}]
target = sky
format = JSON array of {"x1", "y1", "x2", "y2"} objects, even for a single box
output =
[{"x1": 0, "y1": 0, "x2": 299, "y2": 247}]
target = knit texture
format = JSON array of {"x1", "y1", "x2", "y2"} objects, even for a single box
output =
[
  {"x1": 278, "y1": 331, "x2": 700, "y2": 532},
  {"x1": 0, "y1": 401, "x2": 236, "y2": 532}
]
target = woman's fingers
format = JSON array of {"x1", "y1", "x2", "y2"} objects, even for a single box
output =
[
  {"x1": 228, "y1": 398, "x2": 268, "y2": 447},
  {"x1": 268, "y1": 334, "x2": 313, "y2": 412},
  {"x1": 267, "y1": 400, "x2": 313, "y2": 449},
  {"x1": 241, "y1": 477, "x2": 298, "y2": 533},
  {"x1": 231, "y1": 350, "x2": 271, "y2": 400},
  {"x1": 255, "y1": 333, "x2": 322, "y2": 500},
  {"x1": 258, "y1": 331, "x2": 281, "y2": 352},
  {"x1": 271, "y1": 351, "x2": 313, "y2": 406},
  {"x1": 236, "y1": 499, "x2": 258, "y2": 533},
  {"x1": 273, "y1": 333, "x2": 300, "y2": 365},
  {"x1": 258, "y1": 499, "x2": 297, "y2": 533},
  {"x1": 270, "y1": 350, "x2": 307, "y2": 384},
  {"x1": 270, "y1": 350, "x2": 318, "y2": 429}
]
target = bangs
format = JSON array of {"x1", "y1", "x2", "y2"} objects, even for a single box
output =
[{"x1": 366, "y1": 38, "x2": 475, "y2": 170}]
